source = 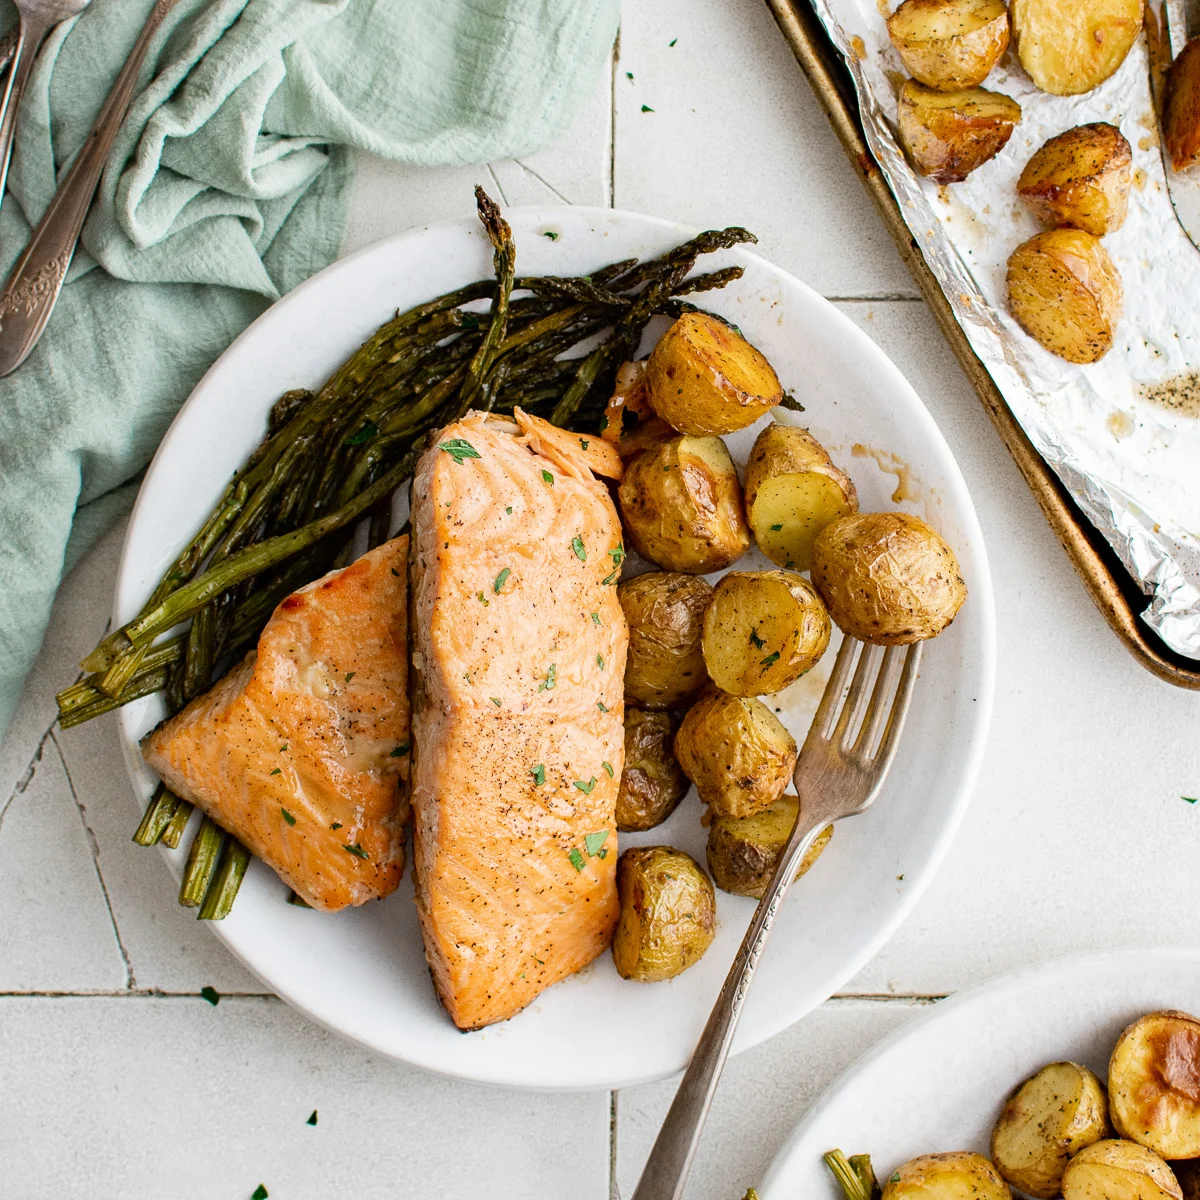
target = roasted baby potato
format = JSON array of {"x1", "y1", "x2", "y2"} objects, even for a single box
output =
[
  {"x1": 1010, "y1": 0, "x2": 1142, "y2": 96},
  {"x1": 701, "y1": 570, "x2": 831, "y2": 696},
  {"x1": 1006, "y1": 228, "x2": 1123, "y2": 364},
  {"x1": 706, "y1": 796, "x2": 832, "y2": 898},
  {"x1": 612, "y1": 846, "x2": 716, "y2": 983},
  {"x1": 1165, "y1": 39, "x2": 1200, "y2": 173},
  {"x1": 882, "y1": 1151, "x2": 1012, "y2": 1200},
  {"x1": 811, "y1": 512, "x2": 966, "y2": 645},
  {"x1": 617, "y1": 709, "x2": 689, "y2": 832},
  {"x1": 1110, "y1": 1011, "x2": 1200, "y2": 1159},
  {"x1": 886, "y1": 0, "x2": 1010, "y2": 90},
  {"x1": 991, "y1": 1061, "x2": 1109, "y2": 1197},
  {"x1": 1017, "y1": 123, "x2": 1132, "y2": 236},
  {"x1": 618, "y1": 434, "x2": 751, "y2": 574},
  {"x1": 743, "y1": 423, "x2": 858, "y2": 572},
  {"x1": 897, "y1": 80, "x2": 1021, "y2": 184},
  {"x1": 674, "y1": 689, "x2": 798, "y2": 818},
  {"x1": 619, "y1": 572, "x2": 713, "y2": 709},
  {"x1": 1061, "y1": 1140, "x2": 1182, "y2": 1200},
  {"x1": 644, "y1": 312, "x2": 783, "y2": 436}
]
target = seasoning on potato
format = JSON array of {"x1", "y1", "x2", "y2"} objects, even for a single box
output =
[
  {"x1": 1109, "y1": 1010, "x2": 1200, "y2": 1159},
  {"x1": 811, "y1": 513, "x2": 965, "y2": 645},
  {"x1": 990, "y1": 1061, "x2": 1109, "y2": 1198},
  {"x1": 617, "y1": 709, "x2": 689, "y2": 833},
  {"x1": 701, "y1": 571, "x2": 831, "y2": 696},
  {"x1": 743, "y1": 423, "x2": 858, "y2": 572},
  {"x1": 897, "y1": 79, "x2": 1021, "y2": 184},
  {"x1": 1017, "y1": 123, "x2": 1132, "y2": 237},
  {"x1": 644, "y1": 312, "x2": 783, "y2": 436},
  {"x1": 1165, "y1": 39, "x2": 1200, "y2": 174},
  {"x1": 1006, "y1": 228, "x2": 1123, "y2": 364},
  {"x1": 1061, "y1": 1139, "x2": 1182, "y2": 1200},
  {"x1": 618, "y1": 434, "x2": 751, "y2": 574},
  {"x1": 674, "y1": 689, "x2": 798, "y2": 818},
  {"x1": 611, "y1": 846, "x2": 716, "y2": 983},
  {"x1": 886, "y1": 0, "x2": 1010, "y2": 91},
  {"x1": 1010, "y1": 0, "x2": 1143, "y2": 96},
  {"x1": 881, "y1": 1152, "x2": 1012, "y2": 1200},
  {"x1": 619, "y1": 572, "x2": 712, "y2": 709},
  {"x1": 707, "y1": 796, "x2": 832, "y2": 898}
]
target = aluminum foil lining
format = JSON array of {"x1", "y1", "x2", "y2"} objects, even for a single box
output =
[{"x1": 808, "y1": 0, "x2": 1200, "y2": 658}]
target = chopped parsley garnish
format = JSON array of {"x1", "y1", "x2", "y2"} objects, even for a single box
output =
[
  {"x1": 760, "y1": 652, "x2": 781, "y2": 670},
  {"x1": 505, "y1": 506, "x2": 513, "y2": 514},
  {"x1": 391, "y1": 742, "x2": 410, "y2": 757},
  {"x1": 669, "y1": 37, "x2": 677, "y2": 45},
  {"x1": 608, "y1": 544, "x2": 625, "y2": 566},
  {"x1": 572, "y1": 536, "x2": 587, "y2": 561},
  {"x1": 279, "y1": 744, "x2": 288, "y2": 752},
  {"x1": 491, "y1": 697, "x2": 502, "y2": 706},
  {"x1": 343, "y1": 843, "x2": 369, "y2": 860},
  {"x1": 543, "y1": 230, "x2": 559, "y2": 240},
  {"x1": 596, "y1": 654, "x2": 605, "y2": 670},
  {"x1": 532, "y1": 764, "x2": 546, "y2": 786},
  {"x1": 574, "y1": 778, "x2": 597, "y2": 794},
  {"x1": 344, "y1": 671, "x2": 356, "y2": 683},
  {"x1": 1186, "y1": 796, "x2": 1199, "y2": 804},
  {"x1": 542, "y1": 469, "x2": 554, "y2": 484},
  {"x1": 281, "y1": 807, "x2": 296, "y2": 826},
  {"x1": 252, "y1": 1186, "x2": 269, "y2": 1200},
  {"x1": 597, "y1": 701, "x2": 609, "y2": 712},
  {"x1": 749, "y1": 629, "x2": 765, "y2": 650},
  {"x1": 579, "y1": 438, "x2": 590, "y2": 450},
  {"x1": 331, "y1": 822, "x2": 342, "y2": 830},
  {"x1": 306, "y1": 1111, "x2": 318, "y2": 1126},
  {"x1": 584, "y1": 830, "x2": 609, "y2": 856},
  {"x1": 567, "y1": 848, "x2": 586, "y2": 872},
  {"x1": 626, "y1": 70, "x2": 633, "y2": 80},
  {"x1": 344, "y1": 420, "x2": 378, "y2": 446},
  {"x1": 538, "y1": 663, "x2": 557, "y2": 692},
  {"x1": 439, "y1": 438, "x2": 481, "y2": 464},
  {"x1": 601, "y1": 568, "x2": 621, "y2": 586},
  {"x1": 476, "y1": 590, "x2": 489, "y2": 606},
  {"x1": 641, "y1": 104, "x2": 655, "y2": 113},
  {"x1": 200, "y1": 986, "x2": 220, "y2": 1006},
  {"x1": 769, "y1": 523, "x2": 783, "y2": 532},
  {"x1": 890, "y1": 1175, "x2": 901, "y2": 1185},
  {"x1": 493, "y1": 567, "x2": 511, "y2": 594},
  {"x1": 591, "y1": 612, "x2": 601, "y2": 625},
  {"x1": 597, "y1": 848, "x2": 609, "y2": 859},
  {"x1": 270, "y1": 767, "x2": 282, "y2": 776},
  {"x1": 602, "y1": 762, "x2": 614, "y2": 777}
]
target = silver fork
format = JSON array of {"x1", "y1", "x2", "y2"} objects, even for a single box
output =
[{"x1": 632, "y1": 635, "x2": 924, "y2": 1200}]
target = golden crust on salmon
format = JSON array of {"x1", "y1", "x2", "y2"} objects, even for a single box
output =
[
  {"x1": 141, "y1": 537, "x2": 410, "y2": 911},
  {"x1": 411, "y1": 414, "x2": 627, "y2": 1030}
]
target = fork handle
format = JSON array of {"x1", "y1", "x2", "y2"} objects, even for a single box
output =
[
  {"x1": 631, "y1": 795, "x2": 832, "y2": 1200},
  {"x1": 0, "y1": 0, "x2": 177, "y2": 376},
  {"x1": 0, "y1": 14, "x2": 55, "y2": 220}
]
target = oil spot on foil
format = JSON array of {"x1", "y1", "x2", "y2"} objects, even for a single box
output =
[
  {"x1": 1107, "y1": 410, "x2": 1135, "y2": 440},
  {"x1": 850, "y1": 34, "x2": 867, "y2": 59},
  {"x1": 1133, "y1": 167, "x2": 1147, "y2": 190}
]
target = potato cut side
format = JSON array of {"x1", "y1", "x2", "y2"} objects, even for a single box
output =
[
  {"x1": 887, "y1": 0, "x2": 1010, "y2": 90},
  {"x1": 1017, "y1": 122, "x2": 1132, "y2": 236},
  {"x1": 1011, "y1": 0, "x2": 1142, "y2": 95},
  {"x1": 1006, "y1": 228, "x2": 1122, "y2": 364},
  {"x1": 1110, "y1": 1011, "x2": 1200, "y2": 1159},
  {"x1": 1165, "y1": 39, "x2": 1200, "y2": 173},
  {"x1": 1062, "y1": 1139, "x2": 1182, "y2": 1200},
  {"x1": 701, "y1": 570, "x2": 831, "y2": 696},
  {"x1": 991, "y1": 1061, "x2": 1109, "y2": 1198},
  {"x1": 645, "y1": 312, "x2": 783, "y2": 436},
  {"x1": 897, "y1": 80, "x2": 1021, "y2": 184},
  {"x1": 882, "y1": 1151, "x2": 1013, "y2": 1200},
  {"x1": 707, "y1": 795, "x2": 831, "y2": 897}
]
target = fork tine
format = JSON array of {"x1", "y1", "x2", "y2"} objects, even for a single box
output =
[
  {"x1": 874, "y1": 641, "x2": 923, "y2": 767},
  {"x1": 833, "y1": 642, "x2": 883, "y2": 750},
  {"x1": 813, "y1": 635, "x2": 859, "y2": 741},
  {"x1": 855, "y1": 645, "x2": 906, "y2": 758}
]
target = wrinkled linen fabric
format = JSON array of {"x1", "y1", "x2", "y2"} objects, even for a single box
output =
[{"x1": 0, "y1": 0, "x2": 619, "y2": 740}]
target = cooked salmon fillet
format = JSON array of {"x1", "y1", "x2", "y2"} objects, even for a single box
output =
[
  {"x1": 141, "y1": 537, "x2": 410, "y2": 911},
  {"x1": 411, "y1": 411, "x2": 627, "y2": 1030}
]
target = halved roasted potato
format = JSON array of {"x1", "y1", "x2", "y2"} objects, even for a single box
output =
[
  {"x1": 617, "y1": 708, "x2": 689, "y2": 833},
  {"x1": 612, "y1": 846, "x2": 716, "y2": 983},
  {"x1": 1006, "y1": 228, "x2": 1123, "y2": 364},
  {"x1": 811, "y1": 512, "x2": 966, "y2": 645},
  {"x1": 1110, "y1": 1011, "x2": 1200, "y2": 1159},
  {"x1": 887, "y1": 0, "x2": 1010, "y2": 90},
  {"x1": 701, "y1": 570, "x2": 831, "y2": 696},
  {"x1": 897, "y1": 80, "x2": 1022, "y2": 183},
  {"x1": 1165, "y1": 39, "x2": 1200, "y2": 173},
  {"x1": 991, "y1": 1061, "x2": 1109, "y2": 1198},
  {"x1": 881, "y1": 1151, "x2": 1012, "y2": 1200},
  {"x1": 619, "y1": 572, "x2": 712, "y2": 709},
  {"x1": 707, "y1": 796, "x2": 832, "y2": 898},
  {"x1": 618, "y1": 434, "x2": 751, "y2": 574},
  {"x1": 1010, "y1": 0, "x2": 1143, "y2": 96},
  {"x1": 674, "y1": 689, "x2": 797, "y2": 818},
  {"x1": 645, "y1": 312, "x2": 783, "y2": 436},
  {"x1": 743, "y1": 423, "x2": 858, "y2": 572},
  {"x1": 1017, "y1": 123, "x2": 1132, "y2": 236},
  {"x1": 1062, "y1": 1139, "x2": 1182, "y2": 1200}
]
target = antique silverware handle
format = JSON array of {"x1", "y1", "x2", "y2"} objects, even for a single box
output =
[
  {"x1": 0, "y1": 16, "x2": 54, "y2": 218},
  {"x1": 0, "y1": 0, "x2": 176, "y2": 376}
]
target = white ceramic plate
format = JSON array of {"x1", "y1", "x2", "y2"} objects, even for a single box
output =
[
  {"x1": 760, "y1": 947, "x2": 1200, "y2": 1197},
  {"x1": 115, "y1": 207, "x2": 995, "y2": 1090}
]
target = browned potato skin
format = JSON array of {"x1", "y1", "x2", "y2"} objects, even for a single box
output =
[
  {"x1": 811, "y1": 512, "x2": 967, "y2": 645},
  {"x1": 1017, "y1": 123, "x2": 1132, "y2": 236},
  {"x1": 674, "y1": 689, "x2": 798, "y2": 819},
  {"x1": 612, "y1": 847, "x2": 716, "y2": 983},
  {"x1": 619, "y1": 572, "x2": 712, "y2": 709},
  {"x1": 1165, "y1": 39, "x2": 1200, "y2": 174},
  {"x1": 1110, "y1": 1011, "x2": 1200, "y2": 1159},
  {"x1": 617, "y1": 709, "x2": 689, "y2": 833},
  {"x1": 1010, "y1": 0, "x2": 1143, "y2": 96},
  {"x1": 707, "y1": 796, "x2": 832, "y2": 898},
  {"x1": 1062, "y1": 1139, "x2": 1182, "y2": 1200},
  {"x1": 897, "y1": 80, "x2": 1022, "y2": 183},
  {"x1": 887, "y1": 0, "x2": 1010, "y2": 90},
  {"x1": 645, "y1": 313, "x2": 784, "y2": 436},
  {"x1": 1007, "y1": 228, "x2": 1123, "y2": 364},
  {"x1": 882, "y1": 1151, "x2": 1012, "y2": 1200},
  {"x1": 618, "y1": 434, "x2": 751, "y2": 574}
]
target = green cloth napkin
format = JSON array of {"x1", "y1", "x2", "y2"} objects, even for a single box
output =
[{"x1": 0, "y1": 0, "x2": 619, "y2": 742}]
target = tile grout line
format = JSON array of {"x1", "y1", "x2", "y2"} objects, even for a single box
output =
[
  {"x1": 0, "y1": 715, "x2": 61, "y2": 835},
  {"x1": 0, "y1": 989, "x2": 276, "y2": 999},
  {"x1": 608, "y1": 31, "x2": 618, "y2": 209},
  {"x1": 484, "y1": 162, "x2": 510, "y2": 207},
  {"x1": 826, "y1": 294, "x2": 923, "y2": 303},
  {"x1": 513, "y1": 159, "x2": 573, "y2": 206},
  {"x1": 609, "y1": 1090, "x2": 620, "y2": 1200},
  {"x1": 49, "y1": 727, "x2": 137, "y2": 991}
]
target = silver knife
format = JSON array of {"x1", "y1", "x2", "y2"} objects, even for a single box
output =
[{"x1": 1162, "y1": 0, "x2": 1200, "y2": 251}]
